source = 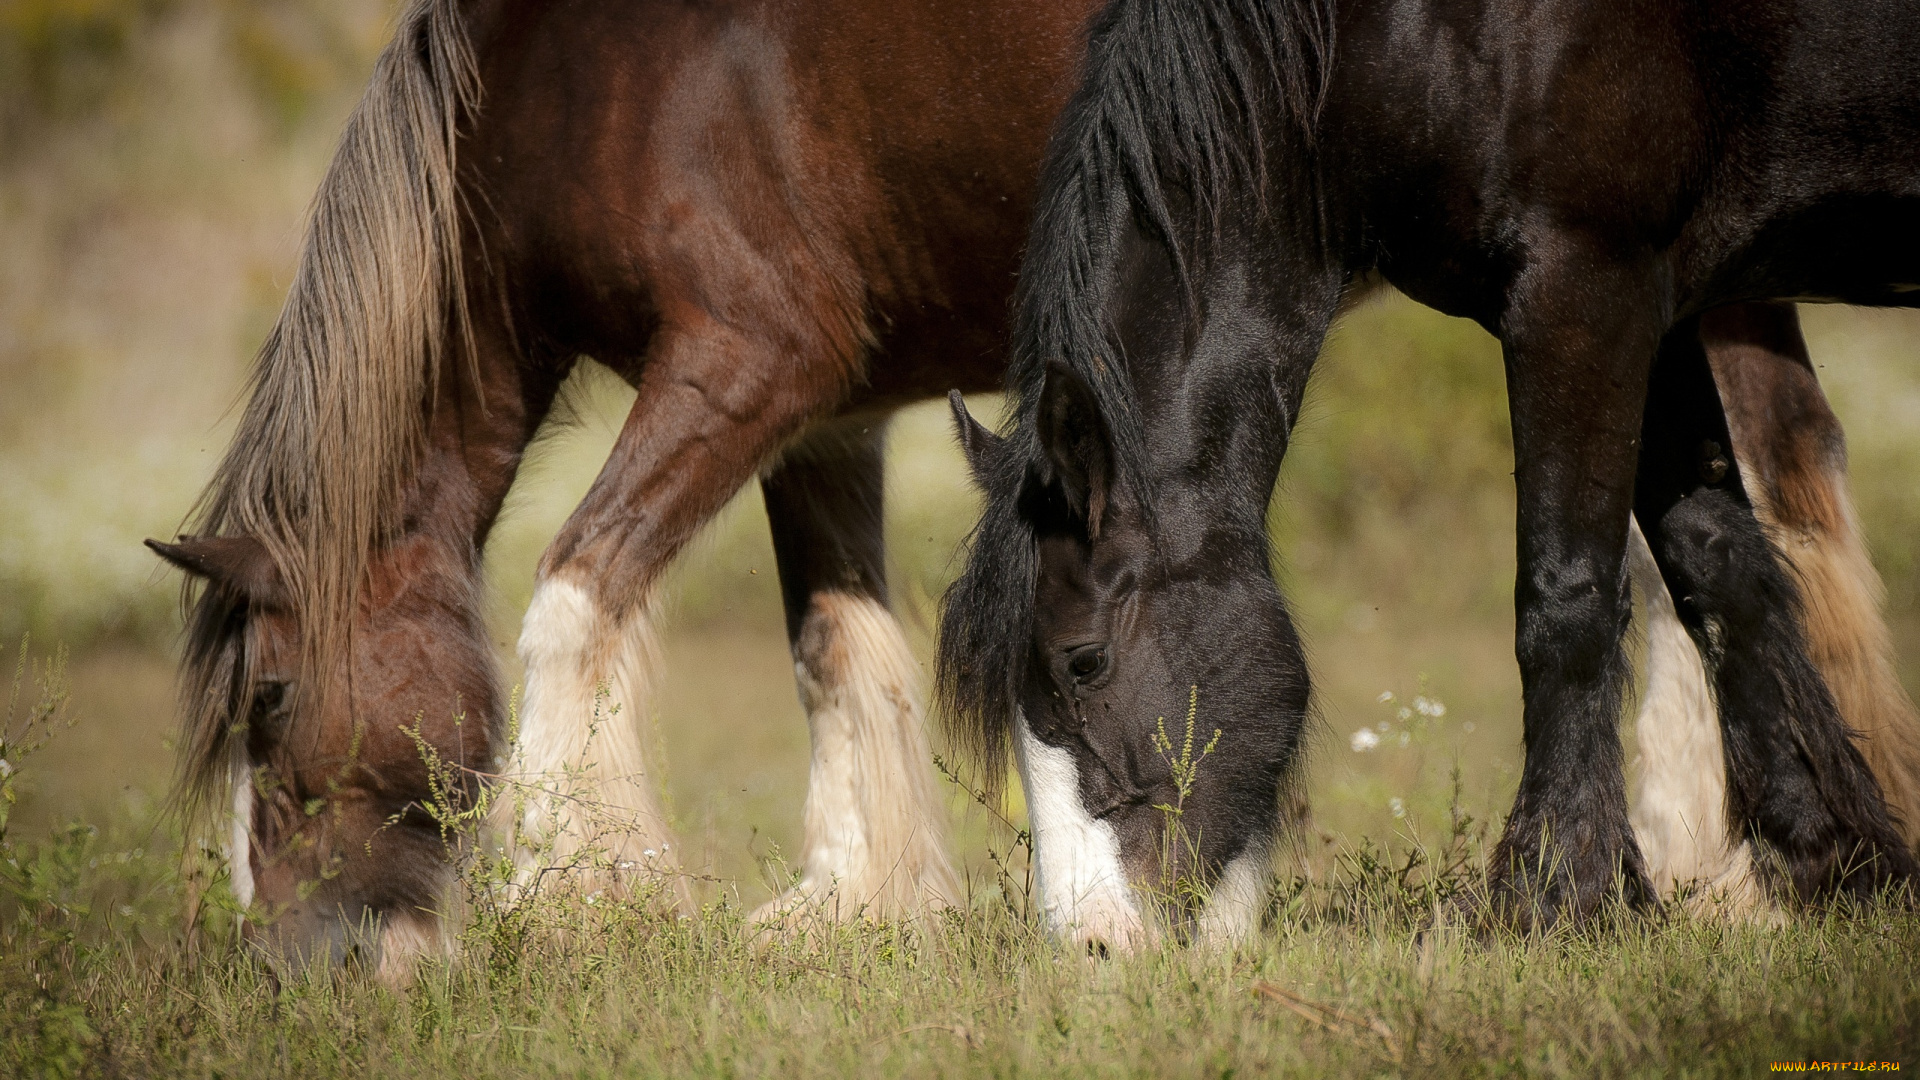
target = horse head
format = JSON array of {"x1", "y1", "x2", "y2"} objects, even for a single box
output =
[
  {"x1": 149, "y1": 528, "x2": 497, "y2": 982},
  {"x1": 946, "y1": 366, "x2": 1307, "y2": 949}
]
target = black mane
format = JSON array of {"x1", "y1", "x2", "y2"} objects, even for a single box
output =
[{"x1": 936, "y1": 0, "x2": 1335, "y2": 786}]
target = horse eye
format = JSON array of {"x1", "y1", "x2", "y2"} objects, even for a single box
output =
[
  {"x1": 243, "y1": 679, "x2": 293, "y2": 755},
  {"x1": 1066, "y1": 644, "x2": 1109, "y2": 684},
  {"x1": 253, "y1": 680, "x2": 289, "y2": 717}
]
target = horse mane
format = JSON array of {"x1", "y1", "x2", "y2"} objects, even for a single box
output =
[
  {"x1": 936, "y1": 0, "x2": 1334, "y2": 789},
  {"x1": 174, "y1": 0, "x2": 478, "y2": 817}
]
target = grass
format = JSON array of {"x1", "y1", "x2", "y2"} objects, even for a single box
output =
[
  {"x1": 15, "y1": 879, "x2": 1920, "y2": 1077},
  {"x1": 2, "y1": 647, "x2": 1916, "y2": 1078}
]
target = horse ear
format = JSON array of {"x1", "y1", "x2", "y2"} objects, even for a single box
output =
[
  {"x1": 146, "y1": 535, "x2": 288, "y2": 608},
  {"x1": 1037, "y1": 360, "x2": 1114, "y2": 538},
  {"x1": 948, "y1": 390, "x2": 1004, "y2": 486}
]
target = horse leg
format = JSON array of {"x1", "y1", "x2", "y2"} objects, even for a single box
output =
[
  {"x1": 1703, "y1": 303, "x2": 1920, "y2": 851},
  {"x1": 1635, "y1": 315, "x2": 1916, "y2": 902},
  {"x1": 755, "y1": 419, "x2": 960, "y2": 920},
  {"x1": 1490, "y1": 264, "x2": 1663, "y2": 927},
  {"x1": 1631, "y1": 302, "x2": 1920, "y2": 908},
  {"x1": 508, "y1": 326, "x2": 847, "y2": 907},
  {"x1": 1627, "y1": 307, "x2": 1787, "y2": 910},
  {"x1": 1626, "y1": 517, "x2": 1767, "y2": 910}
]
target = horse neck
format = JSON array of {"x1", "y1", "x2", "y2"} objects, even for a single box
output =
[
  {"x1": 1111, "y1": 227, "x2": 1332, "y2": 545},
  {"x1": 377, "y1": 317, "x2": 556, "y2": 603}
]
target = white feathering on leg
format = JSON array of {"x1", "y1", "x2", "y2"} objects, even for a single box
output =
[
  {"x1": 757, "y1": 591, "x2": 959, "y2": 920},
  {"x1": 1627, "y1": 520, "x2": 1767, "y2": 914},
  {"x1": 506, "y1": 577, "x2": 684, "y2": 906}
]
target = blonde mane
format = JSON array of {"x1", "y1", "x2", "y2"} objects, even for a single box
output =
[{"x1": 176, "y1": 0, "x2": 478, "y2": 813}]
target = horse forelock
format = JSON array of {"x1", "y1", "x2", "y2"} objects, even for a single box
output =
[
  {"x1": 936, "y1": 463, "x2": 1040, "y2": 796},
  {"x1": 175, "y1": 0, "x2": 478, "y2": 832},
  {"x1": 174, "y1": 588, "x2": 254, "y2": 821}
]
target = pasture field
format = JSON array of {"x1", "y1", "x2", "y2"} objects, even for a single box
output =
[
  {"x1": 4, "y1": 3, "x2": 1920, "y2": 1075},
  {"x1": 5, "y1": 649, "x2": 1920, "y2": 1080},
  {"x1": 5, "y1": 647, "x2": 1919, "y2": 1078}
]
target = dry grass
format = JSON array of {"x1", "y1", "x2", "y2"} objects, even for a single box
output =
[{"x1": 3, "y1": 650, "x2": 1916, "y2": 1078}]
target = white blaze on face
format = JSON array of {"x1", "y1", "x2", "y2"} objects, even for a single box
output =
[
  {"x1": 1195, "y1": 842, "x2": 1269, "y2": 945},
  {"x1": 228, "y1": 764, "x2": 255, "y2": 911},
  {"x1": 375, "y1": 910, "x2": 442, "y2": 989},
  {"x1": 1013, "y1": 708, "x2": 1147, "y2": 950}
]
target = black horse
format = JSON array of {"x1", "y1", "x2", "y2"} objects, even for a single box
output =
[{"x1": 942, "y1": 0, "x2": 1920, "y2": 934}]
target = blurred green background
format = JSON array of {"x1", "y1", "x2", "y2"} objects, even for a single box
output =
[{"x1": 6, "y1": 0, "x2": 1920, "y2": 904}]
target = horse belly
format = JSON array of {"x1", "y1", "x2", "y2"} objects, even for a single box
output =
[{"x1": 472, "y1": 0, "x2": 1102, "y2": 395}]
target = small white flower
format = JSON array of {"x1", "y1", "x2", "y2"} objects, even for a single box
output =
[
  {"x1": 1398, "y1": 731, "x2": 1411, "y2": 747},
  {"x1": 643, "y1": 849, "x2": 658, "y2": 858},
  {"x1": 1377, "y1": 720, "x2": 1391, "y2": 733},
  {"x1": 0, "y1": 758, "x2": 11, "y2": 778},
  {"x1": 1350, "y1": 728, "x2": 1381, "y2": 752},
  {"x1": 1397, "y1": 706, "x2": 1413, "y2": 721},
  {"x1": 1389, "y1": 797, "x2": 1406, "y2": 819},
  {"x1": 1414, "y1": 696, "x2": 1447, "y2": 718},
  {"x1": 1376, "y1": 691, "x2": 1396, "y2": 704}
]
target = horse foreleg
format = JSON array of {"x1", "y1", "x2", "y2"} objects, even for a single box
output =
[
  {"x1": 1490, "y1": 262, "x2": 1661, "y2": 928},
  {"x1": 506, "y1": 326, "x2": 844, "y2": 909},
  {"x1": 511, "y1": 566, "x2": 680, "y2": 905},
  {"x1": 1704, "y1": 303, "x2": 1920, "y2": 853},
  {"x1": 755, "y1": 419, "x2": 960, "y2": 921},
  {"x1": 1636, "y1": 314, "x2": 1915, "y2": 903}
]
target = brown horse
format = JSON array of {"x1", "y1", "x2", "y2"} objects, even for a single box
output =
[
  {"x1": 148, "y1": 0, "x2": 1099, "y2": 979},
  {"x1": 147, "y1": 0, "x2": 1920, "y2": 973}
]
